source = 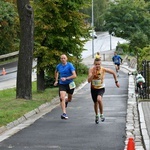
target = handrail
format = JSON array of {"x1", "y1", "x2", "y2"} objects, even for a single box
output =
[{"x1": 0, "y1": 51, "x2": 19, "y2": 60}]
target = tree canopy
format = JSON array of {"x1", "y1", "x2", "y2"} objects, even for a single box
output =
[
  {"x1": 0, "y1": 1, "x2": 19, "y2": 55},
  {"x1": 104, "y1": 0, "x2": 150, "y2": 70},
  {"x1": 104, "y1": 0, "x2": 150, "y2": 42},
  {"x1": 82, "y1": 0, "x2": 109, "y2": 31},
  {"x1": 34, "y1": 0, "x2": 91, "y2": 77}
]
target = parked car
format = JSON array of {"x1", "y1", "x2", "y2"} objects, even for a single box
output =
[{"x1": 89, "y1": 30, "x2": 97, "y2": 39}]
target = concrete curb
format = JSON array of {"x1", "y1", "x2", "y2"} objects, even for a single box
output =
[{"x1": 138, "y1": 103, "x2": 150, "y2": 150}]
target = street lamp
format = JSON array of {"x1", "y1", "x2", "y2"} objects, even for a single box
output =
[
  {"x1": 110, "y1": 33, "x2": 112, "y2": 51},
  {"x1": 91, "y1": 0, "x2": 94, "y2": 58}
]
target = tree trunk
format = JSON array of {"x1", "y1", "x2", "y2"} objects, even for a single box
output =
[
  {"x1": 37, "y1": 57, "x2": 45, "y2": 92},
  {"x1": 16, "y1": 0, "x2": 34, "y2": 100}
]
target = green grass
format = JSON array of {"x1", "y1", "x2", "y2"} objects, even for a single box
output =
[
  {"x1": 0, "y1": 57, "x2": 18, "y2": 65},
  {"x1": 0, "y1": 74, "x2": 87, "y2": 127}
]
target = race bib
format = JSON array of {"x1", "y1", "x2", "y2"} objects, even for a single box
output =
[
  {"x1": 69, "y1": 81, "x2": 76, "y2": 89},
  {"x1": 92, "y1": 80, "x2": 102, "y2": 87}
]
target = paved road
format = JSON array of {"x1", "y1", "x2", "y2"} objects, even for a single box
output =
[{"x1": 0, "y1": 64, "x2": 128, "y2": 150}]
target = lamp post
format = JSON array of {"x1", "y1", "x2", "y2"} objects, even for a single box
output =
[
  {"x1": 110, "y1": 33, "x2": 112, "y2": 51},
  {"x1": 91, "y1": 0, "x2": 94, "y2": 58}
]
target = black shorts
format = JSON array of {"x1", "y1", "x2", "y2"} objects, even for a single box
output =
[
  {"x1": 114, "y1": 63, "x2": 120, "y2": 66},
  {"x1": 91, "y1": 88, "x2": 105, "y2": 103},
  {"x1": 59, "y1": 84, "x2": 75, "y2": 95}
]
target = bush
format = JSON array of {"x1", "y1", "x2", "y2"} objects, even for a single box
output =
[
  {"x1": 75, "y1": 63, "x2": 88, "y2": 75},
  {"x1": 116, "y1": 42, "x2": 129, "y2": 55},
  {"x1": 44, "y1": 76, "x2": 55, "y2": 88}
]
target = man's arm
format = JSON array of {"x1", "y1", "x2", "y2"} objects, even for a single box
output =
[
  {"x1": 66, "y1": 71, "x2": 77, "y2": 80},
  {"x1": 66, "y1": 63, "x2": 77, "y2": 80},
  {"x1": 54, "y1": 70, "x2": 59, "y2": 86},
  {"x1": 88, "y1": 67, "x2": 94, "y2": 83}
]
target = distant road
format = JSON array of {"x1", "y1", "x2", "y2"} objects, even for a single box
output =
[{"x1": 82, "y1": 32, "x2": 126, "y2": 58}]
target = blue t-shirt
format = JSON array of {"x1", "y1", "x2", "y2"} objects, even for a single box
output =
[
  {"x1": 112, "y1": 55, "x2": 122, "y2": 64},
  {"x1": 56, "y1": 62, "x2": 75, "y2": 84}
]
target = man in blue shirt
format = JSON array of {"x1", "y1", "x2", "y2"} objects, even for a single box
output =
[
  {"x1": 112, "y1": 51, "x2": 123, "y2": 77},
  {"x1": 54, "y1": 54, "x2": 77, "y2": 120}
]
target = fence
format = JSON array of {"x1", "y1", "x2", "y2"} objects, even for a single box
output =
[
  {"x1": 0, "y1": 51, "x2": 19, "y2": 61},
  {"x1": 142, "y1": 60, "x2": 150, "y2": 99}
]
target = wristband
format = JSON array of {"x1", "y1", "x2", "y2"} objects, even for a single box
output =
[{"x1": 115, "y1": 81, "x2": 118, "y2": 83}]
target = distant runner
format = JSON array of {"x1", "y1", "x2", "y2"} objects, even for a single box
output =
[{"x1": 112, "y1": 51, "x2": 123, "y2": 77}]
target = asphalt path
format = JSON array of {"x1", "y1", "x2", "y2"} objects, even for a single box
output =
[{"x1": 0, "y1": 65, "x2": 128, "y2": 150}]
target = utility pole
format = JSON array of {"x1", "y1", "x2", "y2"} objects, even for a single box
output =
[
  {"x1": 110, "y1": 34, "x2": 112, "y2": 51},
  {"x1": 91, "y1": 0, "x2": 94, "y2": 58}
]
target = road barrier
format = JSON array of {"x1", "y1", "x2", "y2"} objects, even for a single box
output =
[{"x1": 0, "y1": 51, "x2": 19, "y2": 61}]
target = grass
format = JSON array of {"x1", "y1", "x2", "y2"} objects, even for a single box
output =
[
  {"x1": 0, "y1": 74, "x2": 87, "y2": 127},
  {"x1": 0, "y1": 57, "x2": 18, "y2": 65}
]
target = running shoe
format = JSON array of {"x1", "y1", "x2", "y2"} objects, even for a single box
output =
[
  {"x1": 61, "y1": 113, "x2": 68, "y2": 120},
  {"x1": 100, "y1": 114, "x2": 105, "y2": 122},
  {"x1": 65, "y1": 101, "x2": 68, "y2": 108},
  {"x1": 95, "y1": 115, "x2": 99, "y2": 124}
]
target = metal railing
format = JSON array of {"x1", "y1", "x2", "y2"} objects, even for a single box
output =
[
  {"x1": 0, "y1": 51, "x2": 19, "y2": 61},
  {"x1": 141, "y1": 60, "x2": 150, "y2": 99}
]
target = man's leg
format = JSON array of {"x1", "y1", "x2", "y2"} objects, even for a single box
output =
[
  {"x1": 94, "y1": 102, "x2": 99, "y2": 124},
  {"x1": 118, "y1": 65, "x2": 120, "y2": 70},
  {"x1": 60, "y1": 91, "x2": 67, "y2": 114},
  {"x1": 60, "y1": 91, "x2": 69, "y2": 119},
  {"x1": 94, "y1": 102, "x2": 98, "y2": 115},
  {"x1": 97, "y1": 95, "x2": 105, "y2": 122},
  {"x1": 91, "y1": 89, "x2": 99, "y2": 124},
  {"x1": 67, "y1": 93, "x2": 73, "y2": 102},
  {"x1": 65, "y1": 88, "x2": 74, "y2": 107},
  {"x1": 115, "y1": 64, "x2": 118, "y2": 72},
  {"x1": 115, "y1": 64, "x2": 120, "y2": 76},
  {"x1": 97, "y1": 95, "x2": 103, "y2": 114},
  {"x1": 65, "y1": 93, "x2": 73, "y2": 107}
]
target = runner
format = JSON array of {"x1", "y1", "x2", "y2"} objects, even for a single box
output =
[
  {"x1": 88, "y1": 58, "x2": 120, "y2": 124},
  {"x1": 54, "y1": 54, "x2": 77, "y2": 119},
  {"x1": 112, "y1": 51, "x2": 123, "y2": 77}
]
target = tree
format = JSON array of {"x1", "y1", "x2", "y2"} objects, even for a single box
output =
[
  {"x1": 82, "y1": 0, "x2": 109, "y2": 31},
  {"x1": 93, "y1": 0, "x2": 109, "y2": 31},
  {"x1": 0, "y1": 1, "x2": 18, "y2": 55},
  {"x1": 104, "y1": 0, "x2": 150, "y2": 59},
  {"x1": 16, "y1": 0, "x2": 34, "y2": 99},
  {"x1": 104, "y1": 0, "x2": 150, "y2": 42},
  {"x1": 34, "y1": 0, "x2": 90, "y2": 92}
]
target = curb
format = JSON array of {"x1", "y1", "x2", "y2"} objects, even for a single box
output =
[{"x1": 138, "y1": 103, "x2": 150, "y2": 150}]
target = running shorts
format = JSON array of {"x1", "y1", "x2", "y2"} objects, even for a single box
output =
[
  {"x1": 59, "y1": 84, "x2": 75, "y2": 95},
  {"x1": 91, "y1": 88, "x2": 105, "y2": 103}
]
